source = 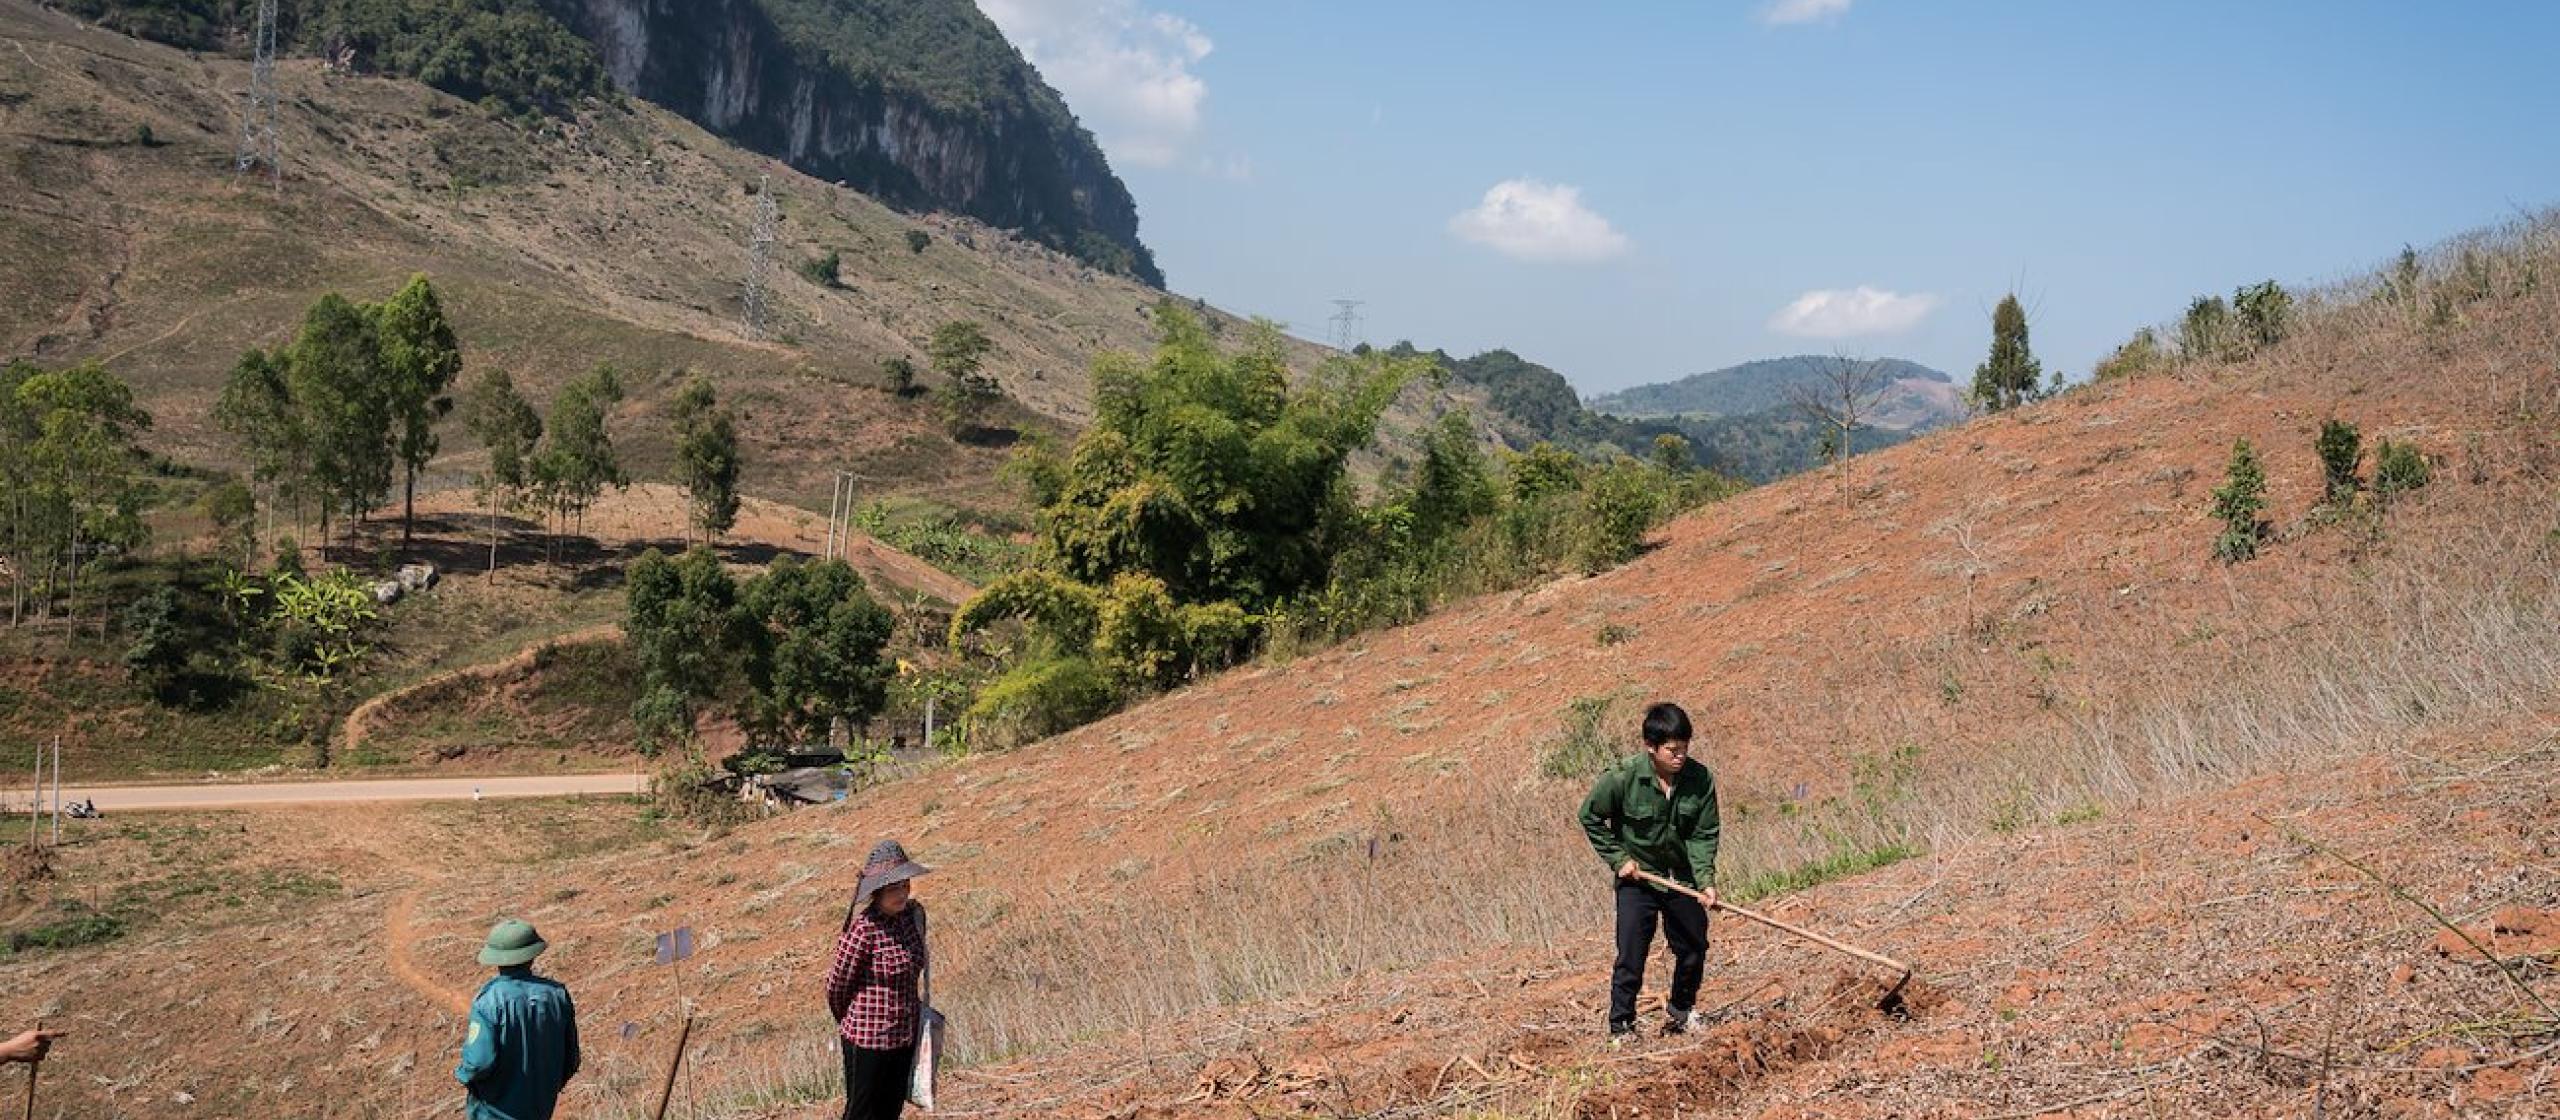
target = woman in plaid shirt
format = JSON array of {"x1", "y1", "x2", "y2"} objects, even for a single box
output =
[{"x1": 826, "y1": 840, "x2": 933, "y2": 1119}]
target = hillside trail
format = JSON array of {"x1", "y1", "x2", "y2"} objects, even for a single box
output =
[
  {"x1": 339, "y1": 623, "x2": 624, "y2": 754},
  {"x1": 386, "y1": 881, "x2": 469, "y2": 1017}
]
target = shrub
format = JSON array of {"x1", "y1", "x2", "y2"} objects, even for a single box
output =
[
  {"x1": 2210, "y1": 438, "x2": 2267, "y2": 563},
  {"x1": 1538, "y1": 694, "x2": 1620, "y2": 779},
  {"x1": 905, "y1": 229, "x2": 931, "y2": 254},
  {"x1": 2179, "y1": 296, "x2": 2232, "y2": 361},
  {"x1": 2315, "y1": 419, "x2": 2362, "y2": 504},
  {"x1": 799, "y1": 250, "x2": 842, "y2": 288},
  {"x1": 881, "y1": 356, "x2": 919, "y2": 397},
  {"x1": 2374, "y1": 439, "x2": 2430, "y2": 500},
  {"x1": 1572, "y1": 462, "x2": 1659, "y2": 575},
  {"x1": 964, "y1": 656, "x2": 1116, "y2": 751},
  {"x1": 2092, "y1": 327, "x2": 2165, "y2": 382},
  {"x1": 2232, "y1": 280, "x2": 2294, "y2": 353}
]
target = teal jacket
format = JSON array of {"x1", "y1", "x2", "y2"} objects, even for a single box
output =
[
  {"x1": 456, "y1": 969, "x2": 581, "y2": 1120},
  {"x1": 1579, "y1": 752, "x2": 1721, "y2": 890}
]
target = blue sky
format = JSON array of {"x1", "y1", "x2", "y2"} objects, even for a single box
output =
[{"x1": 982, "y1": 1, "x2": 2560, "y2": 395}]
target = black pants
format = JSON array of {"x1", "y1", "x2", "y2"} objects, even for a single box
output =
[
  {"x1": 1609, "y1": 879, "x2": 1708, "y2": 1031},
  {"x1": 841, "y1": 1041, "x2": 915, "y2": 1120}
]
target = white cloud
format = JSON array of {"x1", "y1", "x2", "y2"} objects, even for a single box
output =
[
  {"x1": 1447, "y1": 179, "x2": 1631, "y2": 264},
  {"x1": 978, "y1": 0, "x2": 1212, "y2": 168},
  {"x1": 1767, "y1": 287, "x2": 1939, "y2": 337},
  {"x1": 1761, "y1": 0, "x2": 1852, "y2": 26}
]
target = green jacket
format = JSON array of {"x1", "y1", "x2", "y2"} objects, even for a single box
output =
[
  {"x1": 457, "y1": 968, "x2": 580, "y2": 1120},
  {"x1": 1579, "y1": 752, "x2": 1721, "y2": 890}
]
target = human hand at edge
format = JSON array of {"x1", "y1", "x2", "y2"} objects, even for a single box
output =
[{"x1": 0, "y1": 1029, "x2": 64, "y2": 1064}]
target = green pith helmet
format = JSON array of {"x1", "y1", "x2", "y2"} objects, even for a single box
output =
[{"x1": 478, "y1": 919, "x2": 549, "y2": 967}]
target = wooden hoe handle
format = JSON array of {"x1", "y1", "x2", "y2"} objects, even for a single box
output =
[{"x1": 1632, "y1": 870, "x2": 1912, "y2": 976}]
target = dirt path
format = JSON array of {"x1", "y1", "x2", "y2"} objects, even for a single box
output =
[
  {"x1": 385, "y1": 885, "x2": 470, "y2": 1016},
  {"x1": 65, "y1": 772, "x2": 647, "y2": 811}
]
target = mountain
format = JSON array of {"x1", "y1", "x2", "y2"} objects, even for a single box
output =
[
  {"x1": 1588, "y1": 356, "x2": 1967, "y2": 482},
  {"x1": 1589, "y1": 355, "x2": 1963, "y2": 427},
  {"x1": 1383, "y1": 343, "x2": 1680, "y2": 458},
  {"x1": 56, "y1": 0, "x2": 1161, "y2": 284}
]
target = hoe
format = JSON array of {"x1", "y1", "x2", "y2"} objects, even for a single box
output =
[{"x1": 1633, "y1": 870, "x2": 1915, "y2": 1016}]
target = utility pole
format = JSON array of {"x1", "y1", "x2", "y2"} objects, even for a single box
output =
[
  {"x1": 743, "y1": 174, "x2": 779, "y2": 338},
  {"x1": 823, "y1": 471, "x2": 857, "y2": 560},
  {"x1": 1327, "y1": 299, "x2": 1365, "y2": 352},
  {"x1": 234, "y1": 0, "x2": 281, "y2": 185},
  {"x1": 50, "y1": 735, "x2": 60, "y2": 844}
]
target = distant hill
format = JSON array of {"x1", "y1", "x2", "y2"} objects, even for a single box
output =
[
  {"x1": 1381, "y1": 344, "x2": 1679, "y2": 458},
  {"x1": 1589, "y1": 356, "x2": 1962, "y2": 427},
  {"x1": 1587, "y1": 355, "x2": 1966, "y2": 482}
]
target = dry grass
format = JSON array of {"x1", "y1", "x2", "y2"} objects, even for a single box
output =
[{"x1": 888, "y1": 211, "x2": 2560, "y2": 1075}]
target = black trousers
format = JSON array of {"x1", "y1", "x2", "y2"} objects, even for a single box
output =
[
  {"x1": 1609, "y1": 879, "x2": 1708, "y2": 1031},
  {"x1": 841, "y1": 1041, "x2": 915, "y2": 1120}
]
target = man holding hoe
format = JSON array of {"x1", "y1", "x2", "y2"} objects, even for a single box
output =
[{"x1": 1579, "y1": 701, "x2": 1721, "y2": 1041}]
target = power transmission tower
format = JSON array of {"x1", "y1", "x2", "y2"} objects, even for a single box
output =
[
  {"x1": 233, "y1": 0, "x2": 280, "y2": 184},
  {"x1": 743, "y1": 174, "x2": 779, "y2": 338},
  {"x1": 1328, "y1": 299, "x2": 1365, "y2": 351}
]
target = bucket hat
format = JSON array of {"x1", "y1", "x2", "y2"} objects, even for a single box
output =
[
  {"x1": 478, "y1": 918, "x2": 549, "y2": 967},
  {"x1": 851, "y1": 839, "x2": 932, "y2": 915}
]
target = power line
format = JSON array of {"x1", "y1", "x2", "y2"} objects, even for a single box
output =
[
  {"x1": 743, "y1": 174, "x2": 779, "y2": 338},
  {"x1": 1327, "y1": 299, "x2": 1364, "y2": 351},
  {"x1": 233, "y1": 0, "x2": 279, "y2": 185}
]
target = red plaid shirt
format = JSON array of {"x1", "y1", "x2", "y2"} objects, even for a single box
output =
[{"x1": 825, "y1": 903, "x2": 926, "y2": 1049}]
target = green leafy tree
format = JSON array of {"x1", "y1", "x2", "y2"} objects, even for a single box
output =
[
  {"x1": 1505, "y1": 442, "x2": 1584, "y2": 503},
  {"x1": 214, "y1": 346, "x2": 306, "y2": 550},
  {"x1": 1408, "y1": 412, "x2": 1498, "y2": 546},
  {"x1": 199, "y1": 480, "x2": 259, "y2": 566},
  {"x1": 531, "y1": 363, "x2": 626, "y2": 557},
  {"x1": 2211, "y1": 438, "x2": 2267, "y2": 563},
  {"x1": 8, "y1": 361, "x2": 153, "y2": 624},
  {"x1": 2315, "y1": 419, "x2": 2362, "y2": 504},
  {"x1": 929, "y1": 320, "x2": 1000, "y2": 436},
  {"x1": 736, "y1": 557, "x2": 895, "y2": 746},
  {"x1": 1970, "y1": 294, "x2": 2043, "y2": 412},
  {"x1": 669, "y1": 375, "x2": 741, "y2": 544},
  {"x1": 1649, "y1": 433, "x2": 1694, "y2": 474},
  {"x1": 905, "y1": 229, "x2": 930, "y2": 254},
  {"x1": 376, "y1": 274, "x2": 463, "y2": 549},
  {"x1": 623, "y1": 548, "x2": 746, "y2": 749},
  {"x1": 463, "y1": 369, "x2": 542, "y2": 574},
  {"x1": 284, "y1": 294, "x2": 394, "y2": 558},
  {"x1": 949, "y1": 307, "x2": 1423, "y2": 742}
]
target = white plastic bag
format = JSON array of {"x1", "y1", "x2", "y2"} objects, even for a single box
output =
[
  {"x1": 909, "y1": 904, "x2": 943, "y2": 1110},
  {"x1": 909, "y1": 1005, "x2": 945, "y2": 1110}
]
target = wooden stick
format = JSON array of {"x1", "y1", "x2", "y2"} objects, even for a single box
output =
[
  {"x1": 1633, "y1": 871, "x2": 1912, "y2": 976},
  {"x1": 21, "y1": 1017, "x2": 37, "y2": 1120},
  {"x1": 649, "y1": 1013, "x2": 694, "y2": 1120}
]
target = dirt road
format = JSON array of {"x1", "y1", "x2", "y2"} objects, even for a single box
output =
[{"x1": 52, "y1": 773, "x2": 649, "y2": 812}]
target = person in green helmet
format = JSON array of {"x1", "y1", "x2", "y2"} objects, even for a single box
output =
[{"x1": 456, "y1": 919, "x2": 581, "y2": 1120}]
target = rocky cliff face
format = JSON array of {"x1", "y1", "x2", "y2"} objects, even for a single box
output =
[{"x1": 553, "y1": 0, "x2": 1160, "y2": 286}]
